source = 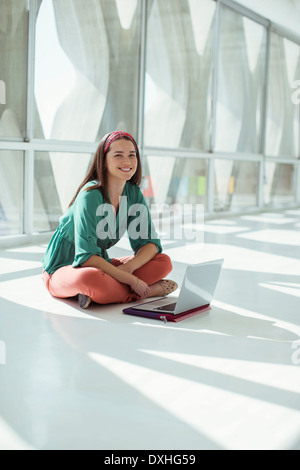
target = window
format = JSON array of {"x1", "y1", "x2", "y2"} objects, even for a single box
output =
[
  {"x1": 214, "y1": 159, "x2": 259, "y2": 212},
  {"x1": 266, "y1": 34, "x2": 300, "y2": 158},
  {"x1": 144, "y1": 0, "x2": 215, "y2": 150},
  {"x1": 0, "y1": 1, "x2": 28, "y2": 139},
  {"x1": 143, "y1": 155, "x2": 208, "y2": 207},
  {"x1": 34, "y1": 151, "x2": 92, "y2": 232},
  {"x1": 214, "y1": 7, "x2": 267, "y2": 153},
  {"x1": 1, "y1": 0, "x2": 300, "y2": 242},
  {"x1": 34, "y1": 0, "x2": 141, "y2": 141},
  {"x1": 0, "y1": 150, "x2": 24, "y2": 236},
  {"x1": 264, "y1": 162, "x2": 297, "y2": 206}
]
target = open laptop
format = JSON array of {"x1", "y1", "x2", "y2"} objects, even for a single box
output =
[{"x1": 123, "y1": 259, "x2": 224, "y2": 322}]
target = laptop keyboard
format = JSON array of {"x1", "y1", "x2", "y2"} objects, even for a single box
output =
[{"x1": 154, "y1": 302, "x2": 177, "y2": 312}]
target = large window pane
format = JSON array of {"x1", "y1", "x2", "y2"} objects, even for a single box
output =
[
  {"x1": 34, "y1": 0, "x2": 140, "y2": 141},
  {"x1": 264, "y1": 162, "x2": 297, "y2": 206},
  {"x1": 214, "y1": 159, "x2": 259, "y2": 212},
  {"x1": 143, "y1": 155, "x2": 207, "y2": 243},
  {"x1": 34, "y1": 151, "x2": 92, "y2": 232},
  {"x1": 143, "y1": 155, "x2": 208, "y2": 207},
  {"x1": 0, "y1": 150, "x2": 24, "y2": 235},
  {"x1": 214, "y1": 7, "x2": 267, "y2": 153},
  {"x1": 0, "y1": 1, "x2": 28, "y2": 139},
  {"x1": 266, "y1": 34, "x2": 300, "y2": 158},
  {"x1": 144, "y1": 0, "x2": 215, "y2": 150}
]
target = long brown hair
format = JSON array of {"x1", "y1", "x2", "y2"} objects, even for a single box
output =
[{"x1": 68, "y1": 132, "x2": 142, "y2": 207}]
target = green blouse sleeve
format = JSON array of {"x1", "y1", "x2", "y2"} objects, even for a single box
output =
[
  {"x1": 127, "y1": 185, "x2": 162, "y2": 255},
  {"x1": 72, "y1": 187, "x2": 104, "y2": 267}
]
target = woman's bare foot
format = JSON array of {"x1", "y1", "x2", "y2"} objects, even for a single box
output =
[{"x1": 147, "y1": 279, "x2": 178, "y2": 298}]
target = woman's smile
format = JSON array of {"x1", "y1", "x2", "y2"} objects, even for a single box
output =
[{"x1": 119, "y1": 167, "x2": 133, "y2": 172}]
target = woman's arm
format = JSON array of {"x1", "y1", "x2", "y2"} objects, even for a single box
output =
[{"x1": 117, "y1": 243, "x2": 158, "y2": 274}]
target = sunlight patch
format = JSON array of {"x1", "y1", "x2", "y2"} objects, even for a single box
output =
[{"x1": 260, "y1": 282, "x2": 300, "y2": 298}]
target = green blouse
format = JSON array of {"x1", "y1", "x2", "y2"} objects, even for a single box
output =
[{"x1": 42, "y1": 181, "x2": 162, "y2": 274}]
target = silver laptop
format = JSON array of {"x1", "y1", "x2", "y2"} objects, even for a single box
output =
[{"x1": 131, "y1": 259, "x2": 224, "y2": 315}]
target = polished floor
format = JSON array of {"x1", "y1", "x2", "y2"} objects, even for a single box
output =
[{"x1": 0, "y1": 209, "x2": 300, "y2": 450}]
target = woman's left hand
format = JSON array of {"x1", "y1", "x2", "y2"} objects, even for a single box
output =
[{"x1": 131, "y1": 277, "x2": 150, "y2": 299}]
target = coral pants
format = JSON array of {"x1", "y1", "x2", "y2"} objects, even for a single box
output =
[{"x1": 42, "y1": 253, "x2": 172, "y2": 304}]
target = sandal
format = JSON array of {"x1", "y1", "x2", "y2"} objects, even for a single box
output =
[{"x1": 158, "y1": 279, "x2": 178, "y2": 297}]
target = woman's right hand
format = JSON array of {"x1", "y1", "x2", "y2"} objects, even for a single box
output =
[{"x1": 131, "y1": 276, "x2": 150, "y2": 299}]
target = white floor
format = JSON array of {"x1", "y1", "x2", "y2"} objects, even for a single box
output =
[{"x1": 0, "y1": 209, "x2": 300, "y2": 450}]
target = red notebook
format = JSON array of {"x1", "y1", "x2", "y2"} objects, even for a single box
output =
[{"x1": 123, "y1": 302, "x2": 211, "y2": 323}]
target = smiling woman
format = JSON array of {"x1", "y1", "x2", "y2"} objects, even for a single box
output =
[{"x1": 41, "y1": 131, "x2": 177, "y2": 309}]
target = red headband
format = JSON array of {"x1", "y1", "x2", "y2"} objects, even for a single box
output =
[{"x1": 104, "y1": 131, "x2": 137, "y2": 154}]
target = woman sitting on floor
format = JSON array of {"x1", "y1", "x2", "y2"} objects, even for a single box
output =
[{"x1": 42, "y1": 131, "x2": 177, "y2": 309}]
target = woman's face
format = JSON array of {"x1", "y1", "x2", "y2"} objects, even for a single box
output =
[{"x1": 105, "y1": 138, "x2": 138, "y2": 183}]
